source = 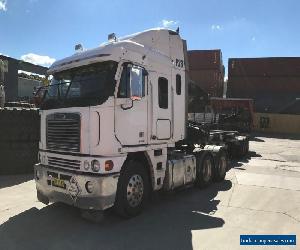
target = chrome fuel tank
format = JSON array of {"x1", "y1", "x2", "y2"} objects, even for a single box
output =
[{"x1": 164, "y1": 154, "x2": 196, "y2": 191}]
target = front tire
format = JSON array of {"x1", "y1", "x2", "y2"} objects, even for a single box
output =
[{"x1": 114, "y1": 160, "x2": 149, "y2": 218}]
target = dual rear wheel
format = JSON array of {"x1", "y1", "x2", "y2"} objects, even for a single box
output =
[
  {"x1": 237, "y1": 140, "x2": 249, "y2": 158},
  {"x1": 196, "y1": 150, "x2": 228, "y2": 188}
]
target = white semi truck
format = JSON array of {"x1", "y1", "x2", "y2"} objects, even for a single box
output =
[{"x1": 35, "y1": 29, "x2": 238, "y2": 217}]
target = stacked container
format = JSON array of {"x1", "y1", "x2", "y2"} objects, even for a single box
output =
[
  {"x1": 188, "y1": 50, "x2": 225, "y2": 97},
  {"x1": 227, "y1": 57, "x2": 300, "y2": 113}
]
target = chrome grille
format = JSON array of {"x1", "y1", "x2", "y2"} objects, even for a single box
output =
[
  {"x1": 46, "y1": 113, "x2": 80, "y2": 152},
  {"x1": 48, "y1": 156, "x2": 80, "y2": 170}
]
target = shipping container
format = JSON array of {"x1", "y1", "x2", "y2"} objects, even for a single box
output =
[
  {"x1": 190, "y1": 69, "x2": 224, "y2": 97},
  {"x1": 227, "y1": 77, "x2": 300, "y2": 96},
  {"x1": 227, "y1": 83, "x2": 299, "y2": 113},
  {"x1": 226, "y1": 57, "x2": 300, "y2": 114},
  {"x1": 188, "y1": 50, "x2": 224, "y2": 97},
  {"x1": 229, "y1": 57, "x2": 300, "y2": 77},
  {"x1": 280, "y1": 99, "x2": 300, "y2": 115},
  {"x1": 188, "y1": 50, "x2": 223, "y2": 71}
]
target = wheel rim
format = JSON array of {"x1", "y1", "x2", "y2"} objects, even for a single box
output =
[
  {"x1": 203, "y1": 159, "x2": 212, "y2": 182},
  {"x1": 219, "y1": 156, "x2": 227, "y2": 176},
  {"x1": 126, "y1": 174, "x2": 144, "y2": 207}
]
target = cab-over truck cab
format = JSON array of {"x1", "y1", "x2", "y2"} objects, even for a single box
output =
[{"x1": 35, "y1": 29, "x2": 228, "y2": 217}]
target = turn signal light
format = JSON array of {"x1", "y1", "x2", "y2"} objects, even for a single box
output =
[{"x1": 105, "y1": 160, "x2": 114, "y2": 171}]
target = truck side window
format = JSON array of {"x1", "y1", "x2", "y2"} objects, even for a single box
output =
[
  {"x1": 176, "y1": 74, "x2": 181, "y2": 95},
  {"x1": 118, "y1": 65, "x2": 145, "y2": 99},
  {"x1": 118, "y1": 66, "x2": 130, "y2": 98},
  {"x1": 158, "y1": 77, "x2": 168, "y2": 109}
]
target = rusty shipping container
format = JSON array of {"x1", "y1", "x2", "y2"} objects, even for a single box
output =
[
  {"x1": 190, "y1": 69, "x2": 224, "y2": 97},
  {"x1": 229, "y1": 57, "x2": 300, "y2": 77},
  {"x1": 228, "y1": 77, "x2": 300, "y2": 96},
  {"x1": 188, "y1": 50, "x2": 224, "y2": 97},
  {"x1": 227, "y1": 77, "x2": 300, "y2": 112},
  {"x1": 188, "y1": 50, "x2": 223, "y2": 70},
  {"x1": 228, "y1": 57, "x2": 300, "y2": 113}
]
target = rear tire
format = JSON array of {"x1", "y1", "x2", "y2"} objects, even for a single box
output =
[
  {"x1": 213, "y1": 150, "x2": 228, "y2": 182},
  {"x1": 195, "y1": 152, "x2": 214, "y2": 188},
  {"x1": 114, "y1": 160, "x2": 149, "y2": 218},
  {"x1": 244, "y1": 140, "x2": 249, "y2": 155},
  {"x1": 239, "y1": 140, "x2": 249, "y2": 158}
]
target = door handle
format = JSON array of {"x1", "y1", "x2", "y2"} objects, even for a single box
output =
[{"x1": 121, "y1": 99, "x2": 133, "y2": 110}]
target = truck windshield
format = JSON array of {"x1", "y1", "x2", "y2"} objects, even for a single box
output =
[{"x1": 40, "y1": 61, "x2": 118, "y2": 110}]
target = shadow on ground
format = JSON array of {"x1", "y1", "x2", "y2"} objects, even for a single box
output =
[
  {"x1": 252, "y1": 132, "x2": 300, "y2": 141},
  {"x1": 230, "y1": 151, "x2": 262, "y2": 169},
  {"x1": 249, "y1": 137, "x2": 265, "y2": 142},
  {"x1": 0, "y1": 174, "x2": 33, "y2": 189},
  {"x1": 0, "y1": 180, "x2": 232, "y2": 250}
]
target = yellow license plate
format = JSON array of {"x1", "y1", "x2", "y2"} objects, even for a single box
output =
[{"x1": 52, "y1": 178, "x2": 66, "y2": 189}]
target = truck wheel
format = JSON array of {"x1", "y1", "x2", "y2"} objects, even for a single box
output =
[
  {"x1": 236, "y1": 140, "x2": 246, "y2": 158},
  {"x1": 196, "y1": 152, "x2": 214, "y2": 188},
  {"x1": 37, "y1": 190, "x2": 49, "y2": 205},
  {"x1": 239, "y1": 140, "x2": 249, "y2": 157},
  {"x1": 245, "y1": 140, "x2": 249, "y2": 155},
  {"x1": 114, "y1": 160, "x2": 149, "y2": 218},
  {"x1": 213, "y1": 150, "x2": 228, "y2": 182}
]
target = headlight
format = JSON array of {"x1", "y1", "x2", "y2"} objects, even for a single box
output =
[
  {"x1": 83, "y1": 160, "x2": 90, "y2": 170},
  {"x1": 91, "y1": 160, "x2": 100, "y2": 172}
]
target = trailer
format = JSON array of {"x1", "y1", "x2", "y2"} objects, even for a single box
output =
[
  {"x1": 34, "y1": 29, "x2": 248, "y2": 218},
  {"x1": 210, "y1": 97, "x2": 254, "y2": 133},
  {"x1": 188, "y1": 84, "x2": 250, "y2": 159}
]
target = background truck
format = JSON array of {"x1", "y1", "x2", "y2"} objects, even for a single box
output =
[{"x1": 35, "y1": 29, "x2": 247, "y2": 218}]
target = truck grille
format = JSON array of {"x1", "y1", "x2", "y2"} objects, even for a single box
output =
[
  {"x1": 46, "y1": 113, "x2": 80, "y2": 152},
  {"x1": 48, "y1": 156, "x2": 81, "y2": 170}
]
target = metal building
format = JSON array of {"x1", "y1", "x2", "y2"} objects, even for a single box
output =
[{"x1": 0, "y1": 55, "x2": 48, "y2": 102}]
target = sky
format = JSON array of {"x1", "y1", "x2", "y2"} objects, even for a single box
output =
[{"x1": 1, "y1": 0, "x2": 300, "y2": 75}]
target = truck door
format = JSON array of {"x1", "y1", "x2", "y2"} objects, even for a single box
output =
[
  {"x1": 115, "y1": 64, "x2": 148, "y2": 146},
  {"x1": 149, "y1": 73, "x2": 172, "y2": 142}
]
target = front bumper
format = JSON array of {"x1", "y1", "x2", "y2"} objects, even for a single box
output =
[{"x1": 34, "y1": 163, "x2": 119, "y2": 210}]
